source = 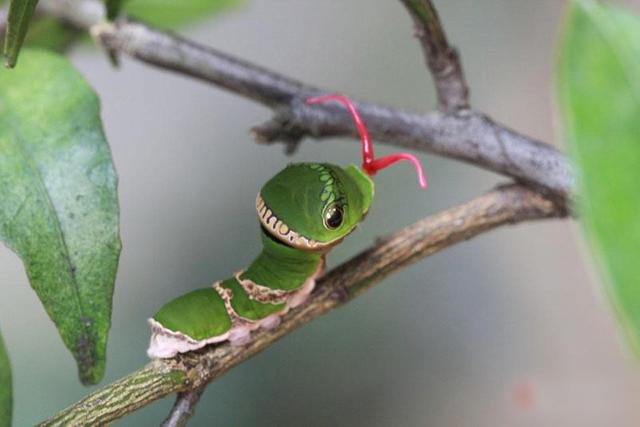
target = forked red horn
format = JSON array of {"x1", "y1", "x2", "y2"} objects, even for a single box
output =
[{"x1": 305, "y1": 94, "x2": 427, "y2": 190}]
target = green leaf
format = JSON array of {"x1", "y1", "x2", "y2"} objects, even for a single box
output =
[
  {"x1": 0, "y1": 331, "x2": 10, "y2": 427},
  {"x1": 106, "y1": 0, "x2": 123, "y2": 20},
  {"x1": 0, "y1": 50, "x2": 121, "y2": 384},
  {"x1": 558, "y1": 0, "x2": 640, "y2": 353},
  {"x1": 2, "y1": 0, "x2": 239, "y2": 63},
  {"x1": 3, "y1": 0, "x2": 39, "y2": 68},
  {"x1": 22, "y1": 17, "x2": 82, "y2": 54},
  {"x1": 0, "y1": 16, "x2": 81, "y2": 58},
  {"x1": 125, "y1": 0, "x2": 240, "y2": 28}
]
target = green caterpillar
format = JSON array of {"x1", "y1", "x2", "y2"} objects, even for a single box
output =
[{"x1": 148, "y1": 95, "x2": 427, "y2": 358}]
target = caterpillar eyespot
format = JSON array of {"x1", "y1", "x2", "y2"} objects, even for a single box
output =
[{"x1": 323, "y1": 205, "x2": 344, "y2": 230}]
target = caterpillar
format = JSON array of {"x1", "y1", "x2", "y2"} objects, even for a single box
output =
[{"x1": 147, "y1": 94, "x2": 427, "y2": 358}]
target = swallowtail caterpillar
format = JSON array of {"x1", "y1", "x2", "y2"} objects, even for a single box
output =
[{"x1": 147, "y1": 94, "x2": 427, "y2": 358}]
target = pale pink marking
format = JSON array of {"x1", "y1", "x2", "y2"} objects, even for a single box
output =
[
  {"x1": 259, "y1": 314, "x2": 282, "y2": 330},
  {"x1": 146, "y1": 318, "x2": 231, "y2": 359},
  {"x1": 147, "y1": 258, "x2": 326, "y2": 358}
]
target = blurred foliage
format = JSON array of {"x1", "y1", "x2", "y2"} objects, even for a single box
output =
[
  {"x1": 0, "y1": 0, "x2": 81, "y2": 58},
  {"x1": 0, "y1": 331, "x2": 10, "y2": 427},
  {"x1": 125, "y1": 0, "x2": 241, "y2": 28},
  {"x1": 3, "y1": 0, "x2": 39, "y2": 67},
  {"x1": 0, "y1": 50, "x2": 121, "y2": 384},
  {"x1": 1, "y1": 0, "x2": 241, "y2": 67},
  {"x1": 22, "y1": 17, "x2": 81, "y2": 53},
  {"x1": 558, "y1": 0, "x2": 640, "y2": 353},
  {"x1": 106, "y1": 0, "x2": 123, "y2": 20}
]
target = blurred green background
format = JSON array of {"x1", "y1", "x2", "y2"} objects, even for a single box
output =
[{"x1": 2, "y1": 0, "x2": 640, "y2": 425}]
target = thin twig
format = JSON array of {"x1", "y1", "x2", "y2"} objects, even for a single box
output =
[
  {"x1": 94, "y1": 20, "x2": 572, "y2": 198},
  {"x1": 32, "y1": 0, "x2": 573, "y2": 199},
  {"x1": 40, "y1": 185, "x2": 567, "y2": 426},
  {"x1": 161, "y1": 387, "x2": 206, "y2": 427},
  {"x1": 399, "y1": 0, "x2": 469, "y2": 111},
  {"x1": 38, "y1": 0, "x2": 104, "y2": 29}
]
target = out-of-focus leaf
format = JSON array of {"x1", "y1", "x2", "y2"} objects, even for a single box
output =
[
  {"x1": 0, "y1": 16, "x2": 82, "y2": 57},
  {"x1": 3, "y1": 0, "x2": 39, "y2": 67},
  {"x1": 22, "y1": 17, "x2": 82, "y2": 53},
  {"x1": 2, "y1": 0, "x2": 239, "y2": 63},
  {"x1": 125, "y1": 0, "x2": 240, "y2": 28},
  {"x1": 0, "y1": 50, "x2": 121, "y2": 384},
  {"x1": 0, "y1": 330, "x2": 10, "y2": 427},
  {"x1": 106, "y1": 0, "x2": 123, "y2": 20},
  {"x1": 558, "y1": 0, "x2": 640, "y2": 353}
]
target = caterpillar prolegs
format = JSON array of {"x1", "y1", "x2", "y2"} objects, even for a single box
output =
[{"x1": 147, "y1": 95, "x2": 427, "y2": 358}]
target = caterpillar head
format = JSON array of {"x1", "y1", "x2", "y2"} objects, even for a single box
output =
[
  {"x1": 257, "y1": 94, "x2": 427, "y2": 252},
  {"x1": 257, "y1": 162, "x2": 373, "y2": 251}
]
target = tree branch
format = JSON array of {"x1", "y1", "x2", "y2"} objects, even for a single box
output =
[
  {"x1": 94, "y1": 20, "x2": 572, "y2": 198},
  {"x1": 34, "y1": 0, "x2": 573, "y2": 199},
  {"x1": 399, "y1": 0, "x2": 469, "y2": 111},
  {"x1": 40, "y1": 185, "x2": 567, "y2": 426},
  {"x1": 38, "y1": 0, "x2": 104, "y2": 29},
  {"x1": 161, "y1": 387, "x2": 206, "y2": 427},
  {"x1": 23, "y1": 2, "x2": 574, "y2": 425}
]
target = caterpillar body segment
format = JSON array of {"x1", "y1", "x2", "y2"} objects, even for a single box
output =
[
  {"x1": 148, "y1": 163, "x2": 372, "y2": 358},
  {"x1": 147, "y1": 94, "x2": 428, "y2": 358}
]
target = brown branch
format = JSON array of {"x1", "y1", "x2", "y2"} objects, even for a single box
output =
[
  {"x1": 33, "y1": 0, "x2": 573, "y2": 199},
  {"x1": 38, "y1": 0, "x2": 104, "y2": 29},
  {"x1": 22, "y1": 2, "x2": 573, "y2": 425},
  {"x1": 161, "y1": 387, "x2": 206, "y2": 427},
  {"x1": 399, "y1": 0, "x2": 469, "y2": 111},
  {"x1": 94, "y1": 20, "x2": 572, "y2": 198},
  {"x1": 40, "y1": 185, "x2": 567, "y2": 426}
]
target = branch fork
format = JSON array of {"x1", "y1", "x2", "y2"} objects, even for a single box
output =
[{"x1": 22, "y1": 0, "x2": 576, "y2": 424}]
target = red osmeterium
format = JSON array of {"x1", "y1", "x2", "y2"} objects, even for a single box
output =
[{"x1": 305, "y1": 94, "x2": 428, "y2": 190}]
